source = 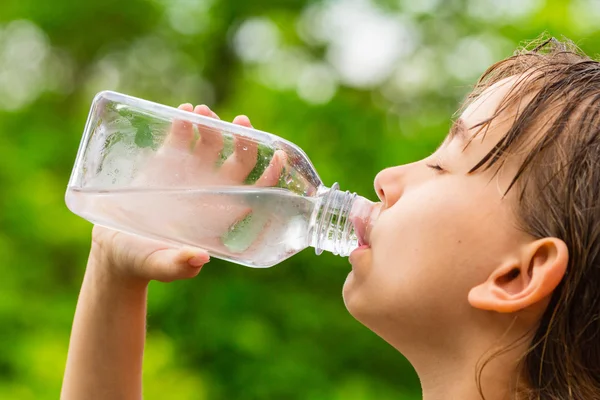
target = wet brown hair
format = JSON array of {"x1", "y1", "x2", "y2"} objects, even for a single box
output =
[{"x1": 461, "y1": 36, "x2": 600, "y2": 399}]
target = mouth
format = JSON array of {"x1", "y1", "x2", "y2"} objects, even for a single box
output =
[
  {"x1": 350, "y1": 203, "x2": 381, "y2": 247},
  {"x1": 351, "y1": 214, "x2": 368, "y2": 247},
  {"x1": 349, "y1": 244, "x2": 370, "y2": 264}
]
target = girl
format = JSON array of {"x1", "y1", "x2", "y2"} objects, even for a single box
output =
[{"x1": 61, "y1": 37, "x2": 600, "y2": 399}]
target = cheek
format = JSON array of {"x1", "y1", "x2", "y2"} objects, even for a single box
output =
[
  {"x1": 374, "y1": 182, "x2": 474, "y2": 275},
  {"x1": 349, "y1": 179, "x2": 503, "y2": 318}
]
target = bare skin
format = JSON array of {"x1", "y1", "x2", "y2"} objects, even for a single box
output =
[
  {"x1": 61, "y1": 105, "x2": 282, "y2": 400},
  {"x1": 344, "y1": 76, "x2": 567, "y2": 400},
  {"x1": 62, "y1": 76, "x2": 568, "y2": 400}
]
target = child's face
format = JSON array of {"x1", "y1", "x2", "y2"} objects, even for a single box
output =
[{"x1": 343, "y1": 77, "x2": 534, "y2": 348}]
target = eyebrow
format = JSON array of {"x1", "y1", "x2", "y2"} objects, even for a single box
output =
[
  {"x1": 433, "y1": 118, "x2": 469, "y2": 154},
  {"x1": 448, "y1": 118, "x2": 468, "y2": 143}
]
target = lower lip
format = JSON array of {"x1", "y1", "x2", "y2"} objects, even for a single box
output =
[{"x1": 350, "y1": 244, "x2": 370, "y2": 258}]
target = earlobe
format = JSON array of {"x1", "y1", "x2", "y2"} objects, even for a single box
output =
[{"x1": 468, "y1": 238, "x2": 568, "y2": 313}]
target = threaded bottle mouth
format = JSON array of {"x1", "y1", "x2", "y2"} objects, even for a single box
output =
[{"x1": 311, "y1": 183, "x2": 378, "y2": 257}]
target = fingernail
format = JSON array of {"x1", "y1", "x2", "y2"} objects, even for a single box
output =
[{"x1": 188, "y1": 254, "x2": 210, "y2": 267}]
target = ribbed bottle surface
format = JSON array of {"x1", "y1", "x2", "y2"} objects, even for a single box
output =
[{"x1": 310, "y1": 183, "x2": 375, "y2": 257}]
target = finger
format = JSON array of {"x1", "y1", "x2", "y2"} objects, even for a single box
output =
[
  {"x1": 231, "y1": 114, "x2": 251, "y2": 127},
  {"x1": 219, "y1": 115, "x2": 259, "y2": 183},
  {"x1": 255, "y1": 150, "x2": 287, "y2": 187},
  {"x1": 193, "y1": 104, "x2": 224, "y2": 167},
  {"x1": 164, "y1": 103, "x2": 195, "y2": 150},
  {"x1": 194, "y1": 104, "x2": 220, "y2": 120},
  {"x1": 141, "y1": 247, "x2": 210, "y2": 283}
]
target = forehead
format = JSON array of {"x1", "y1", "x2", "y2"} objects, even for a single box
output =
[
  {"x1": 453, "y1": 74, "x2": 543, "y2": 195},
  {"x1": 461, "y1": 76, "x2": 523, "y2": 130}
]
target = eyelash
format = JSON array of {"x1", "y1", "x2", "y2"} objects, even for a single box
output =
[{"x1": 426, "y1": 163, "x2": 444, "y2": 172}]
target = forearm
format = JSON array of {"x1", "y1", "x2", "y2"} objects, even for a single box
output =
[{"x1": 61, "y1": 256, "x2": 148, "y2": 400}]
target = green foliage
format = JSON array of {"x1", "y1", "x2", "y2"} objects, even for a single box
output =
[
  {"x1": 244, "y1": 144, "x2": 274, "y2": 185},
  {"x1": 0, "y1": 0, "x2": 599, "y2": 399},
  {"x1": 222, "y1": 212, "x2": 268, "y2": 253},
  {"x1": 113, "y1": 104, "x2": 169, "y2": 150}
]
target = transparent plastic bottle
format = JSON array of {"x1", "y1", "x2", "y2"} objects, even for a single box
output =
[{"x1": 65, "y1": 91, "x2": 380, "y2": 268}]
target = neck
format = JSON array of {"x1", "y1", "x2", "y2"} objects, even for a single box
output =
[
  {"x1": 417, "y1": 354, "x2": 518, "y2": 400},
  {"x1": 399, "y1": 321, "x2": 531, "y2": 400}
]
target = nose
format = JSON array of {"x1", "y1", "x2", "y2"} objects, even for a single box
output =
[{"x1": 374, "y1": 165, "x2": 406, "y2": 209}]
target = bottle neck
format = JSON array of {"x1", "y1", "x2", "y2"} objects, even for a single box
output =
[{"x1": 310, "y1": 183, "x2": 377, "y2": 257}]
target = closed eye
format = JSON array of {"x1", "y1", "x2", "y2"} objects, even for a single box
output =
[{"x1": 426, "y1": 163, "x2": 444, "y2": 172}]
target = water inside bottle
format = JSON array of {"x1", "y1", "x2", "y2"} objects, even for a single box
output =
[{"x1": 66, "y1": 187, "x2": 318, "y2": 267}]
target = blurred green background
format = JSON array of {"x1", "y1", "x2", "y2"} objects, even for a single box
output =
[{"x1": 0, "y1": 0, "x2": 599, "y2": 398}]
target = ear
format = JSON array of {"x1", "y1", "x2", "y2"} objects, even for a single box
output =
[{"x1": 468, "y1": 238, "x2": 568, "y2": 313}]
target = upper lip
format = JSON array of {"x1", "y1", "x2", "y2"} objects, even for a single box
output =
[
  {"x1": 365, "y1": 203, "x2": 381, "y2": 246},
  {"x1": 351, "y1": 202, "x2": 381, "y2": 247},
  {"x1": 350, "y1": 214, "x2": 367, "y2": 246}
]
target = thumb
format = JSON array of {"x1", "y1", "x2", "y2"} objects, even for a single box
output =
[{"x1": 141, "y1": 247, "x2": 210, "y2": 283}]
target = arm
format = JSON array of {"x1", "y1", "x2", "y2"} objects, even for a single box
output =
[
  {"x1": 61, "y1": 236, "x2": 209, "y2": 400},
  {"x1": 61, "y1": 253, "x2": 149, "y2": 400},
  {"x1": 61, "y1": 105, "x2": 278, "y2": 399},
  {"x1": 61, "y1": 102, "x2": 216, "y2": 399}
]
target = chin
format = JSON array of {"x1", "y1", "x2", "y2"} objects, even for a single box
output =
[
  {"x1": 342, "y1": 271, "x2": 358, "y2": 311},
  {"x1": 342, "y1": 271, "x2": 372, "y2": 323},
  {"x1": 343, "y1": 248, "x2": 375, "y2": 315}
]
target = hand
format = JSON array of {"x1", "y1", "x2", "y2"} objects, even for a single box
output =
[{"x1": 90, "y1": 104, "x2": 286, "y2": 284}]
